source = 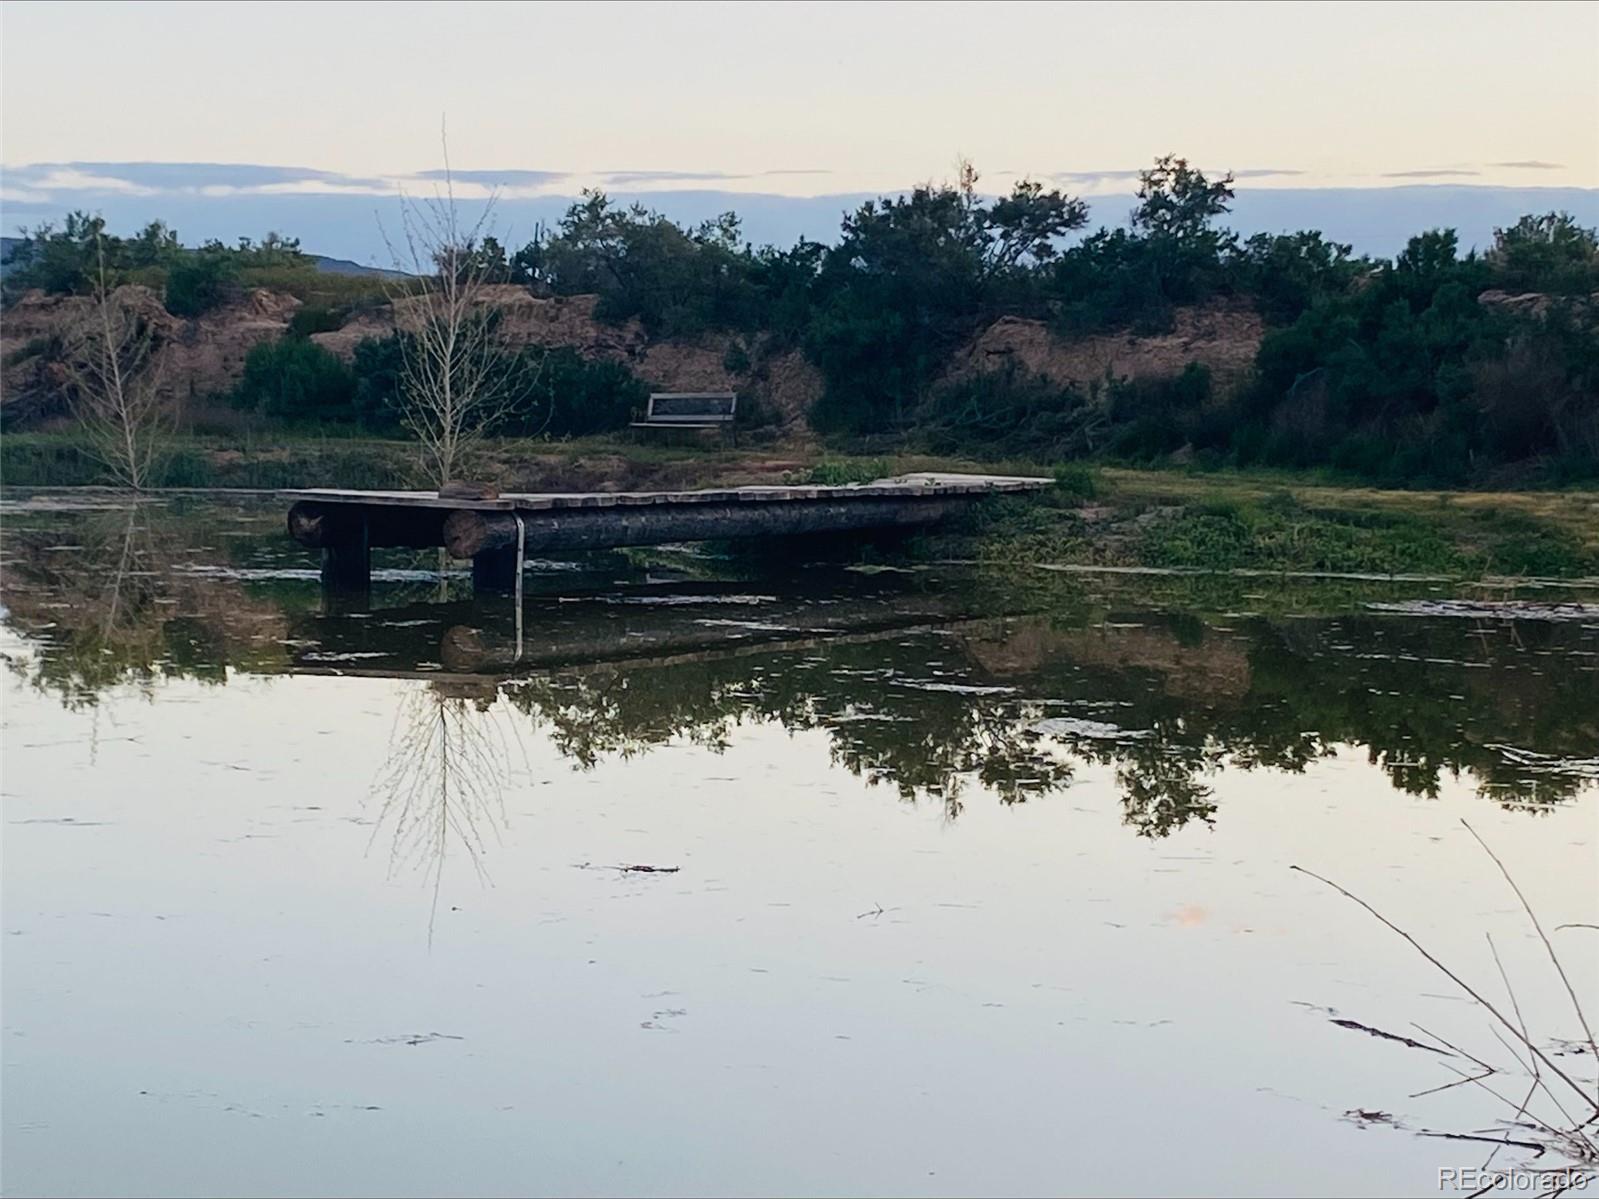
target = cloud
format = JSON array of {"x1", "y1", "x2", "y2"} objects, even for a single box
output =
[
  {"x1": 0, "y1": 161, "x2": 837, "y2": 204},
  {"x1": 599, "y1": 168, "x2": 829, "y2": 187},
  {"x1": 1490, "y1": 160, "x2": 1564, "y2": 170},
  {"x1": 600, "y1": 169, "x2": 748, "y2": 186},
  {"x1": 6, "y1": 165, "x2": 160, "y2": 195},
  {"x1": 1380, "y1": 169, "x2": 1481, "y2": 179},
  {"x1": 1051, "y1": 168, "x2": 1147, "y2": 184},
  {"x1": 0, "y1": 185, "x2": 52, "y2": 204},
  {"x1": 413, "y1": 168, "x2": 569, "y2": 187},
  {"x1": 22, "y1": 161, "x2": 332, "y2": 188},
  {"x1": 1051, "y1": 166, "x2": 1302, "y2": 186},
  {"x1": 3, "y1": 161, "x2": 396, "y2": 195}
]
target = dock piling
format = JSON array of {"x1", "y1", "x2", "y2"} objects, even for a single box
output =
[
  {"x1": 319, "y1": 514, "x2": 370, "y2": 594},
  {"x1": 470, "y1": 546, "x2": 519, "y2": 593}
]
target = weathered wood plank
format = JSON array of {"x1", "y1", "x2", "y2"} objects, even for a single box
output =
[
  {"x1": 441, "y1": 494, "x2": 972, "y2": 559},
  {"x1": 281, "y1": 472, "x2": 1048, "y2": 516}
]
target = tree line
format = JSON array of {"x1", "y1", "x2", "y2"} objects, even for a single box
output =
[{"x1": 7, "y1": 156, "x2": 1598, "y2": 485}]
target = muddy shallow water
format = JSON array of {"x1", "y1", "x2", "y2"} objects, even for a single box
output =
[{"x1": 2, "y1": 494, "x2": 1595, "y2": 1197}]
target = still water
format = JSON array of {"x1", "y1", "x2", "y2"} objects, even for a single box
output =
[{"x1": 2, "y1": 494, "x2": 1595, "y2": 1198}]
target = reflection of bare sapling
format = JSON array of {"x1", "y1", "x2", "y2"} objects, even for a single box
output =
[
  {"x1": 62, "y1": 233, "x2": 169, "y2": 489},
  {"x1": 2, "y1": 507, "x2": 166, "y2": 705},
  {"x1": 1295, "y1": 820, "x2": 1598, "y2": 1178},
  {"x1": 101, "y1": 508, "x2": 159, "y2": 631},
  {"x1": 0, "y1": 503, "x2": 294, "y2": 708},
  {"x1": 369, "y1": 680, "x2": 523, "y2": 936}
]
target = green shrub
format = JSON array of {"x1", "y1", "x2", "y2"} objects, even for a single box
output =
[
  {"x1": 165, "y1": 253, "x2": 234, "y2": 317},
  {"x1": 919, "y1": 366, "x2": 1092, "y2": 458},
  {"x1": 723, "y1": 341, "x2": 752, "y2": 375},
  {"x1": 1052, "y1": 463, "x2": 1099, "y2": 500},
  {"x1": 155, "y1": 449, "x2": 212, "y2": 488},
  {"x1": 349, "y1": 335, "x2": 405, "y2": 431},
  {"x1": 233, "y1": 337, "x2": 357, "y2": 422},
  {"x1": 235, "y1": 265, "x2": 396, "y2": 308},
  {"x1": 501, "y1": 345, "x2": 649, "y2": 438},
  {"x1": 0, "y1": 437, "x2": 104, "y2": 485},
  {"x1": 1105, "y1": 363, "x2": 1215, "y2": 460},
  {"x1": 286, "y1": 306, "x2": 347, "y2": 338},
  {"x1": 735, "y1": 391, "x2": 779, "y2": 430}
]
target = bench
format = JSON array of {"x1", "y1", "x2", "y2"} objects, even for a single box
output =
[{"x1": 631, "y1": 392, "x2": 738, "y2": 443}]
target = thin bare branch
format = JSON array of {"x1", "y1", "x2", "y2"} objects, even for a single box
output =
[
  {"x1": 1463, "y1": 818, "x2": 1599, "y2": 1096},
  {"x1": 1290, "y1": 863, "x2": 1596, "y2": 1113}
]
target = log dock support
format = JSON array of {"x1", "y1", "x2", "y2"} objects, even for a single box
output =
[
  {"x1": 319, "y1": 516, "x2": 370, "y2": 595},
  {"x1": 471, "y1": 546, "x2": 519, "y2": 593},
  {"x1": 284, "y1": 474, "x2": 1050, "y2": 596}
]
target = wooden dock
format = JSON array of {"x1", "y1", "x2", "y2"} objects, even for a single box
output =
[{"x1": 284, "y1": 472, "x2": 1049, "y2": 591}]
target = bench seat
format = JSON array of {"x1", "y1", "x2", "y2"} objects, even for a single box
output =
[{"x1": 633, "y1": 392, "x2": 737, "y2": 431}]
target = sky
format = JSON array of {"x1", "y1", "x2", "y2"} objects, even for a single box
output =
[{"x1": 2, "y1": 0, "x2": 1597, "y2": 257}]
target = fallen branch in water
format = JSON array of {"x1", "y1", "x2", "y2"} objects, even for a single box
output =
[
  {"x1": 1292, "y1": 820, "x2": 1599, "y2": 1174},
  {"x1": 572, "y1": 862, "x2": 681, "y2": 874},
  {"x1": 1330, "y1": 1018, "x2": 1452, "y2": 1054}
]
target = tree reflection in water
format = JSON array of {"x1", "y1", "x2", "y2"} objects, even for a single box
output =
[
  {"x1": 0, "y1": 501, "x2": 294, "y2": 706},
  {"x1": 498, "y1": 610, "x2": 1598, "y2": 835},
  {"x1": 369, "y1": 680, "x2": 522, "y2": 940}
]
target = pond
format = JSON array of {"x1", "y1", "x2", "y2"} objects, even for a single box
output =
[{"x1": 2, "y1": 493, "x2": 1595, "y2": 1197}]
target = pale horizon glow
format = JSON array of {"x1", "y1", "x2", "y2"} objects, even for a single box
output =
[{"x1": 2, "y1": 0, "x2": 1596, "y2": 200}]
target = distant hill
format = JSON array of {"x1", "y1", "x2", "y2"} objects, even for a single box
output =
[
  {"x1": 0, "y1": 237, "x2": 408, "y2": 282},
  {"x1": 304, "y1": 254, "x2": 410, "y2": 279}
]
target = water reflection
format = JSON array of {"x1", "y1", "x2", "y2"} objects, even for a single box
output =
[
  {"x1": 371, "y1": 680, "x2": 518, "y2": 937},
  {"x1": 3, "y1": 494, "x2": 1596, "y2": 841},
  {"x1": 0, "y1": 498, "x2": 294, "y2": 703}
]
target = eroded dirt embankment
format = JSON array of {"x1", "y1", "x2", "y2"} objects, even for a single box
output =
[{"x1": 2, "y1": 283, "x2": 1262, "y2": 432}]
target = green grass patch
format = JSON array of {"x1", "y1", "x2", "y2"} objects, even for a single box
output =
[
  {"x1": 805, "y1": 458, "x2": 890, "y2": 486},
  {"x1": 0, "y1": 432, "x2": 421, "y2": 490},
  {"x1": 1051, "y1": 463, "x2": 1100, "y2": 501},
  {"x1": 1137, "y1": 495, "x2": 1466, "y2": 574}
]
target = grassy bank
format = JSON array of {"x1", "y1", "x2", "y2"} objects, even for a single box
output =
[
  {"x1": 934, "y1": 473, "x2": 1599, "y2": 580},
  {"x1": 0, "y1": 431, "x2": 807, "y2": 492},
  {"x1": 5, "y1": 432, "x2": 1597, "y2": 580}
]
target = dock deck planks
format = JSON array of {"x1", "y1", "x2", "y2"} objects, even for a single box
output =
[{"x1": 280, "y1": 473, "x2": 1050, "y2": 513}]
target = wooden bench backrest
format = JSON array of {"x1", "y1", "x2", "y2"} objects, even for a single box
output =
[{"x1": 645, "y1": 392, "x2": 737, "y2": 423}]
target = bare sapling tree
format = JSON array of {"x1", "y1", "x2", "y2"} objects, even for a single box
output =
[
  {"x1": 385, "y1": 129, "x2": 525, "y2": 486},
  {"x1": 62, "y1": 234, "x2": 168, "y2": 489}
]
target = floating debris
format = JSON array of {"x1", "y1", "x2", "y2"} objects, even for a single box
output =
[
  {"x1": 1364, "y1": 599, "x2": 1599, "y2": 622},
  {"x1": 1031, "y1": 716, "x2": 1152, "y2": 741},
  {"x1": 347, "y1": 1033, "x2": 465, "y2": 1047}
]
